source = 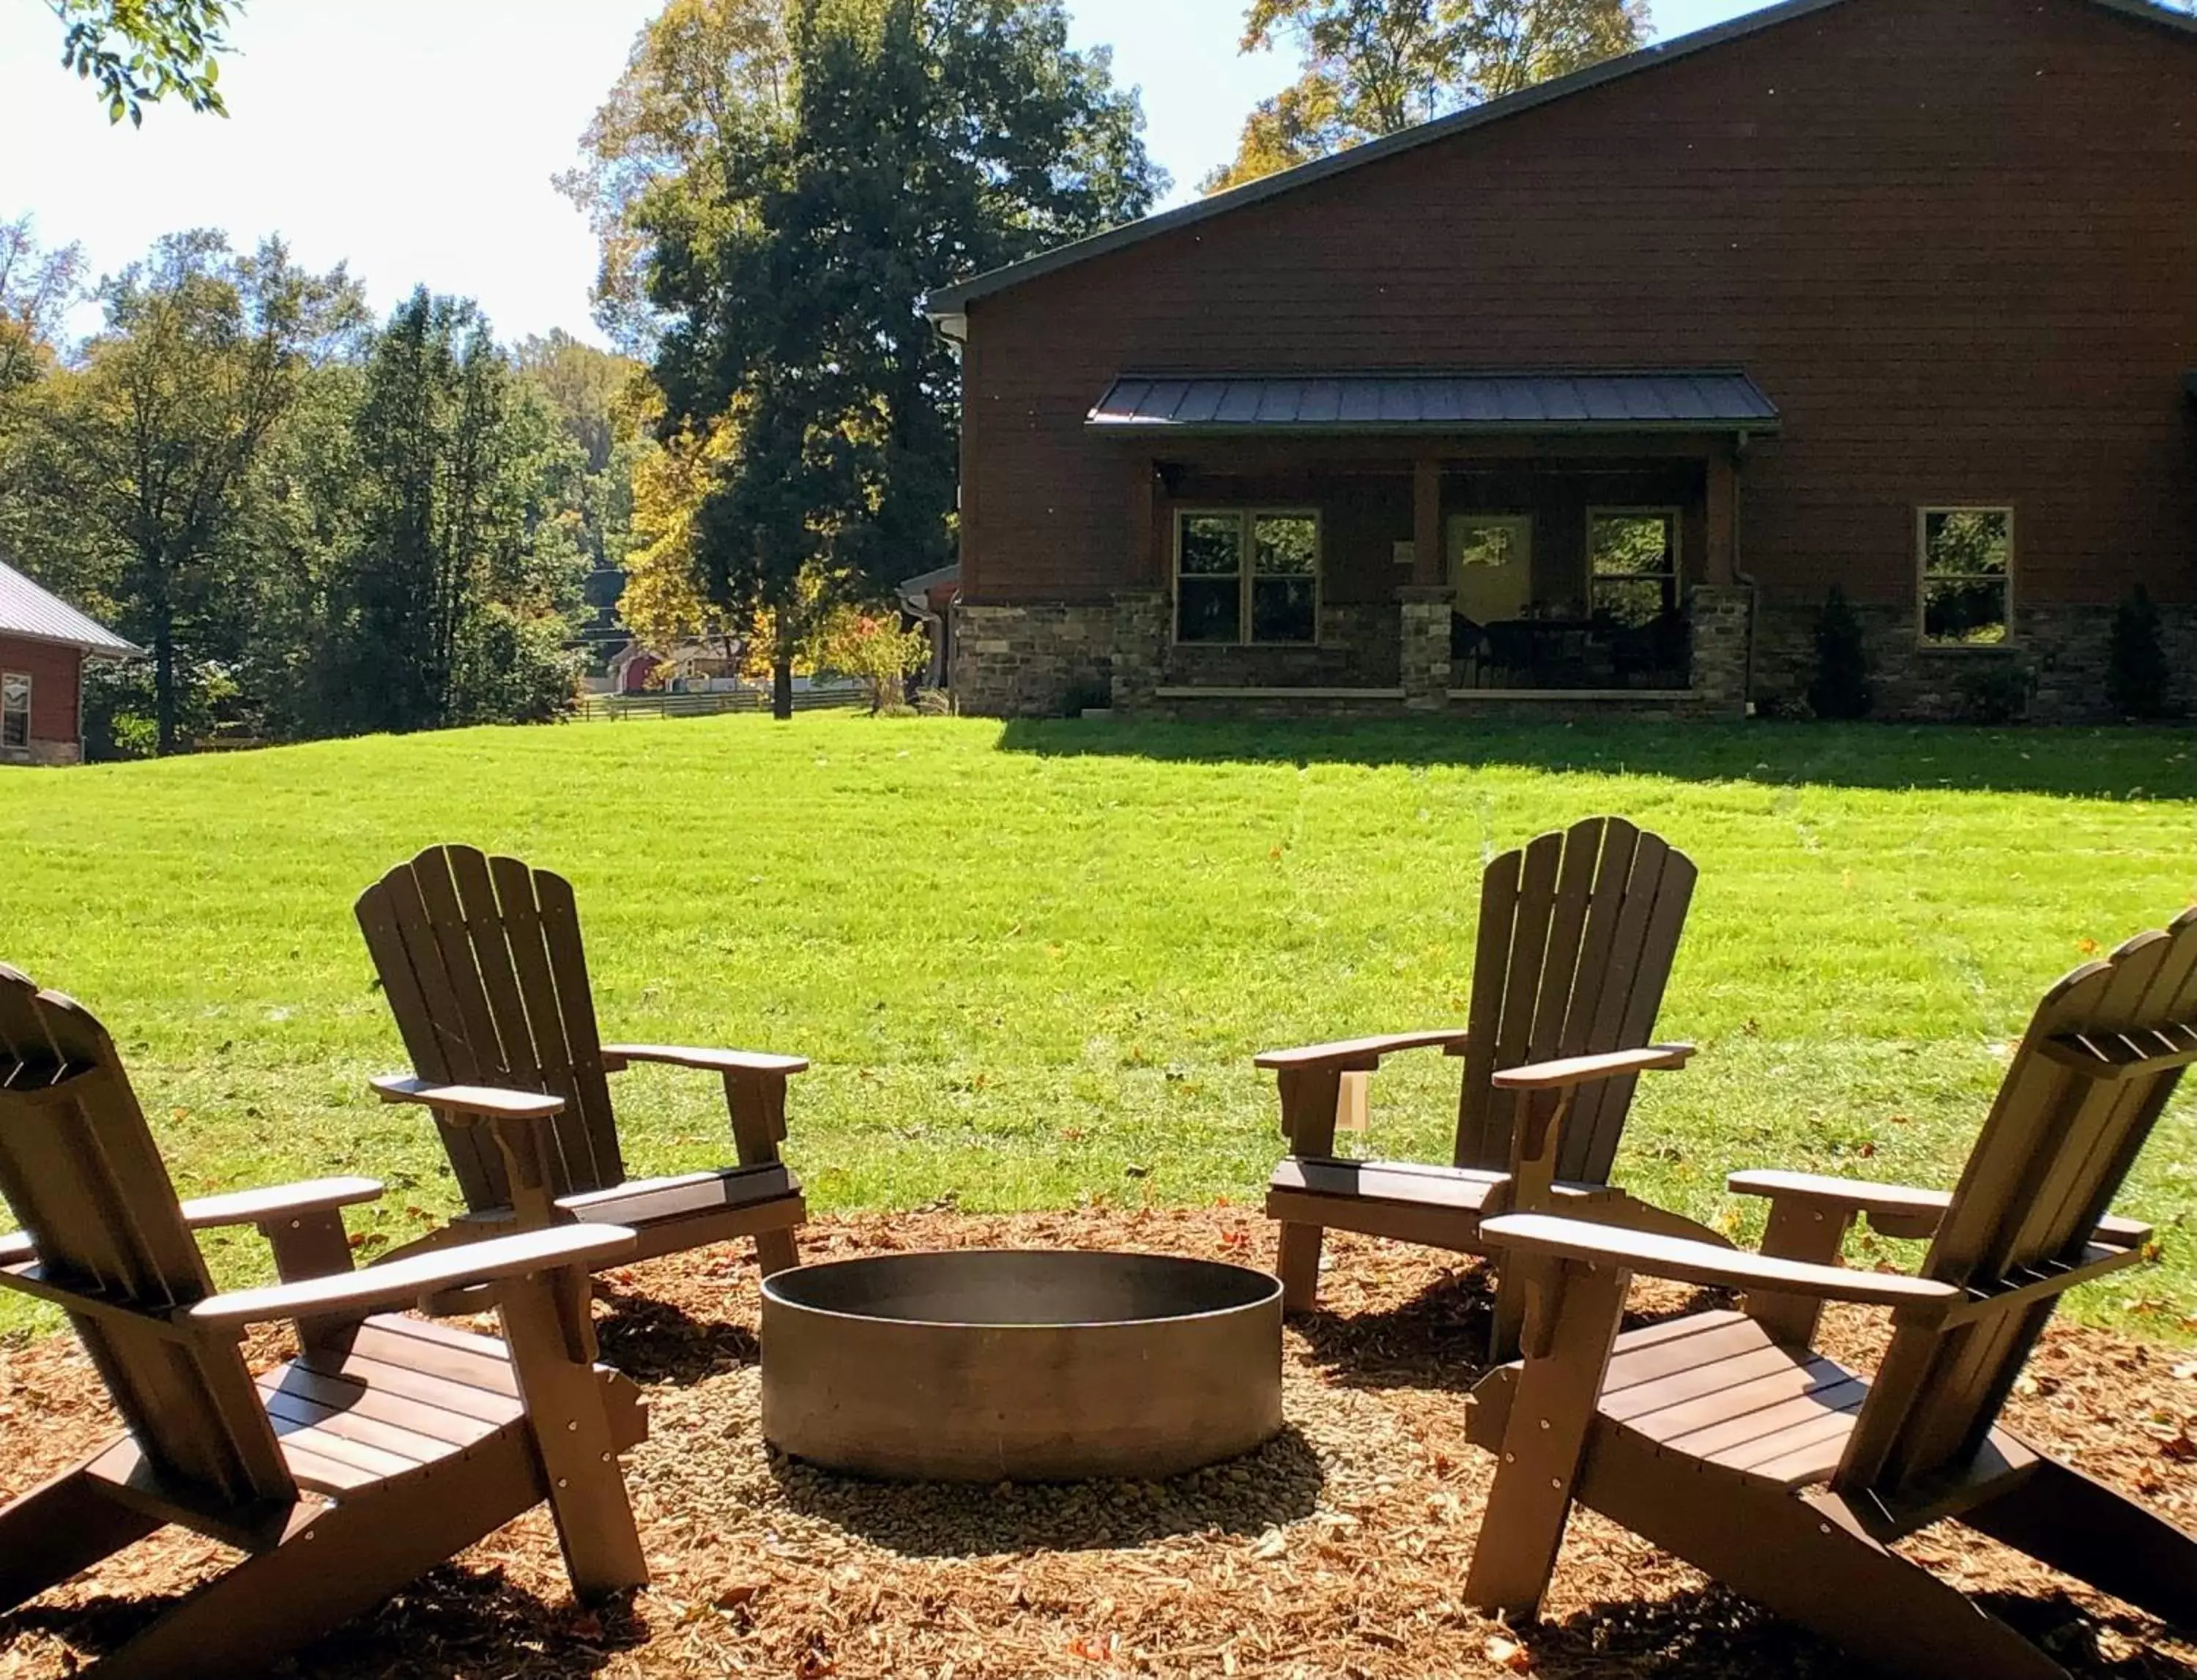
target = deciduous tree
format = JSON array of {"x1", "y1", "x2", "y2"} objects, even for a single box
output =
[
  {"x1": 8, "y1": 231, "x2": 363, "y2": 751},
  {"x1": 1204, "y1": 0, "x2": 1648, "y2": 192}
]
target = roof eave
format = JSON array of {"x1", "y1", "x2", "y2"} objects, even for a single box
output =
[
  {"x1": 0, "y1": 625, "x2": 141, "y2": 658},
  {"x1": 1085, "y1": 420, "x2": 1781, "y2": 438}
]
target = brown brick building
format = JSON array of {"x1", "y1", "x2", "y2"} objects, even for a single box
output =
[
  {"x1": 926, "y1": 0, "x2": 2197, "y2": 721},
  {"x1": 0, "y1": 560, "x2": 136, "y2": 765}
]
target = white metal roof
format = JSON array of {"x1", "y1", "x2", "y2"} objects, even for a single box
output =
[{"x1": 0, "y1": 559, "x2": 138, "y2": 656}]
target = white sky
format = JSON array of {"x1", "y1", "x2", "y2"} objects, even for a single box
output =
[{"x1": 0, "y1": 0, "x2": 1765, "y2": 346}]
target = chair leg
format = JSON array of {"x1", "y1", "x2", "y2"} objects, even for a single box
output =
[
  {"x1": 1580, "y1": 1427, "x2": 2067, "y2": 1680},
  {"x1": 1963, "y1": 1456, "x2": 2197, "y2": 1629},
  {"x1": 755, "y1": 1225, "x2": 799, "y2": 1277},
  {"x1": 0, "y1": 1463, "x2": 162, "y2": 1611},
  {"x1": 497, "y1": 1268, "x2": 650, "y2": 1599},
  {"x1": 1465, "y1": 1258, "x2": 1629, "y2": 1617},
  {"x1": 1276, "y1": 1221, "x2": 1324, "y2": 1312},
  {"x1": 94, "y1": 1433, "x2": 546, "y2": 1680}
]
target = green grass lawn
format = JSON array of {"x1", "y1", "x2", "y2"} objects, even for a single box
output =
[{"x1": 1, "y1": 714, "x2": 2193, "y2": 1339}]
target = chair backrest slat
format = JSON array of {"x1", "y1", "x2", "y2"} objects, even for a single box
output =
[
  {"x1": 0, "y1": 967, "x2": 294, "y2": 1511},
  {"x1": 1837, "y1": 910, "x2": 2197, "y2": 1498},
  {"x1": 1454, "y1": 818, "x2": 1696, "y2": 1182},
  {"x1": 357, "y1": 847, "x2": 626, "y2": 1207}
]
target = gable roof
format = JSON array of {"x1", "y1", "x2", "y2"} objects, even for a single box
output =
[
  {"x1": 0, "y1": 560, "x2": 138, "y2": 657},
  {"x1": 925, "y1": 0, "x2": 2197, "y2": 321}
]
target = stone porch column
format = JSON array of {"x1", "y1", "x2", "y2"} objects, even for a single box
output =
[
  {"x1": 1397, "y1": 585, "x2": 1456, "y2": 712},
  {"x1": 1687, "y1": 583, "x2": 1752, "y2": 718},
  {"x1": 1110, "y1": 590, "x2": 1168, "y2": 716}
]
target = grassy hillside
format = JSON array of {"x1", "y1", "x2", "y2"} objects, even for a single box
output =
[{"x1": 1, "y1": 714, "x2": 2192, "y2": 1336}]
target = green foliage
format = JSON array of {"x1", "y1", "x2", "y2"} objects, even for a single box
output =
[
  {"x1": 317, "y1": 289, "x2": 585, "y2": 734},
  {"x1": 0, "y1": 216, "x2": 84, "y2": 396},
  {"x1": 1203, "y1": 0, "x2": 1648, "y2": 192},
  {"x1": 599, "y1": 0, "x2": 1163, "y2": 713},
  {"x1": 2108, "y1": 584, "x2": 2176, "y2": 720},
  {"x1": 3, "y1": 229, "x2": 365, "y2": 752},
  {"x1": 0, "y1": 717, "x2": 2191, "y2": 1338},
  {"x1": 814, "y1": 603, "x2": 929, "y2": 711},
  {"x1": 1807, "y1": 586, "x2": 1873, "y2": 721},
  {"x1": 48, "y1": 0, "x2": 236, "y2": 125},
  {"x1": 1957, "y1": 658, "x2": 2033, "y2": 726}
]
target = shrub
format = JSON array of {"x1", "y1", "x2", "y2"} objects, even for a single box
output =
[
  {"x1": 1806, "y1": 587, "x2": 1873, "y2": 719},
  {"x1": 2107, "y1": 585, "x2": 2176, "y2": 719},
  {"x1": 1958, "y1": 659, "x2": 2034, "y2": 724},
  {"x1": 814, "y1": 606, "x2": 931, "y2": 713}
]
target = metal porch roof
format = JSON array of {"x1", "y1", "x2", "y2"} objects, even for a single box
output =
[
  {"x1": 1085, "y1": 371, "x2": 1780, "y2": 436},
  {"x1": 0, "y1": 559, "x2": 138, "y2": 656}
]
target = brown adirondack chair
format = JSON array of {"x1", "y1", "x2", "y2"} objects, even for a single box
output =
[
  {"x1": 0, "y1": 964, "x2": 650, "y2": 1679},
  {"x1": 1261, "y1": 816, "x2": 1717, "y2": 1350},
  {"x1": 357, "y1": 844, "x2": 806, "y2": 1273},
  {"x1": 1462, "y1": 909, "x2": 2197, "y2": 1680}
]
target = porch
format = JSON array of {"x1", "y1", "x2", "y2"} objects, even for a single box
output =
[{"x1": 1091, "y1": 371, "x2": 1775, "y2": 718}]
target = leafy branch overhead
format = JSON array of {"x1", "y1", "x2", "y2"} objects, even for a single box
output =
[
  {"x1": 48, "y1": 0, "x2": 238, "y2": 124},
  {"x1": 1205, "y1": 0, "x2": 1649, "y2": 192}
]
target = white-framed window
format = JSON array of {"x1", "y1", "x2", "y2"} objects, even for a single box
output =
[
  {"x1": 1174, "y1": 509, "x2": 1320, "y2": 645},
  {"x1": 1587, "y1": 508, "x2": 1681, "y2": 627},
  {"x1": 0, "y1": 672, "x2": 26, "y2": 750},
  {"x1": 1918, "y1": 506, "x2": 2012, "y2": 646}
]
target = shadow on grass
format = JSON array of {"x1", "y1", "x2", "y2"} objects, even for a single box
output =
[
  {"x1": 994, "y1": 717, "x2": 2195, "y2": 801},
  {"x1": 769, "y1": 1424, "x2": 1325, "y2": 1558},
  {"x1": 1526, "y1": 1583, "x2": 2197, "y2": 1679},
  {"x1": 1, "y1": 1566, "x2": 644, "y2": 1678},
  {"x1": 592, "y1": 1283, "x2": 758, "y2": 1385}
]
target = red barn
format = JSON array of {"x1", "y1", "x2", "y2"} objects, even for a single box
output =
[
  {"x1": 0, "y1": 560, "x2": 137, "y2": 765},
  {"x1": 926, "y1": 0, "x2": 2197, "y2": 721}
]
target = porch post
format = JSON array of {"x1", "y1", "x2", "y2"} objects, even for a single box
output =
[
  {"x1": 1113, "y1": 457, "x2": 1168, "y2": 715},
  {"x1": 1705, "y1": 447, "x2": 1738, "y2": 584},
  {"x1": 1413, "y1": 456, "x2": 1443, "y2": 587}
]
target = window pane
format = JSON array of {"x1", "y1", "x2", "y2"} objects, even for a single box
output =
[
  {"x1": 1252, "y1": 515, "x2": 1317, "y2": 576},
  {"x1": 1923, "y1": 576, "x2": 2009, "y2": 644},
  {"x1": 1251, "y1": 577, "x2": 1316, "y2": 643},
  {"x1": 1454, "y1": 520, "x2": 1520, "y2": 570},
  {"x1": 1178, "y1": 514, "x2": 1243, "y2": 577},
  {"x1": 1, "y1": 672, "x2": 26, "y2": 750},
  {"x1": 1177, "y1": 576, "x2": 1241, "y2": 643},
  {"x1": 1592, "y1": 578, "x2": 1673, "y2": 629},
  {"x1": 1590, "y1": 513, "x2": 1676, "y2": 577},
  {"x1": 1922, "y1": 510, "x2": 2010, "y2": 579}
]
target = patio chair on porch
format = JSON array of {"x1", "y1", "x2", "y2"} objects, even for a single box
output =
[
  {"x1": 1261, "y1": 816, "x2": 1724, "y2": 1356},
  {"x1": 1462, "y1": 909, "x2": 2197, "y2": 1680},
  {"x1": 357, "y1": 844, "x2": 806, "y2": 1273},
  {"x1": 0, "y1": 964, "x2": 650, "y2": 1679}
]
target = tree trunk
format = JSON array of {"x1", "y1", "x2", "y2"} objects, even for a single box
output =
[{"x1": 772, "y1": 653, "x2": 794, "y2": 721}]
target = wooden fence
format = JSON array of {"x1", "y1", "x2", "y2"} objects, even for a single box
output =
[{"x1": 575, "y1": 687, "x2": 869, "y2": 722}]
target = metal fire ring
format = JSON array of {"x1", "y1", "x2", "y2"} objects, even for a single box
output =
[{"x1": 760, "y1": 1249, "x2": 1284, "y2": 1483}]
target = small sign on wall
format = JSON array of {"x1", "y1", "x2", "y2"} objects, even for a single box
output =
[{"x1": 1391, "y1": 540, "x2": 1416, "y2": 568}]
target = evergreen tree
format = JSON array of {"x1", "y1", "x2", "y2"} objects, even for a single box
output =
[
  {"x1": 2107, "y1": 584, "x2": 2175, "y2": 720},
  {"x1": 1807, "y1": 586, "x2": 1873, "y2": 721}
]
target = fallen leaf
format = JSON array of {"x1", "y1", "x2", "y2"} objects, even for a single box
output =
[{"x1": 1484, "y1": 1632, "x2": 1532, "y2": 1670}]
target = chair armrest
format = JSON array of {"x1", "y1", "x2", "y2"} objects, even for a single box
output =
[
  {"x1": 1728, "y1": 1169, "x2": 2155, "y2": 1248},
  {"x1": 1490, "y1": 1044, "x2": 1694, "y2": 1091},
  {"x1": 1254, "y1": 1030, "x2": 1470, "y2": 1073},
  {"x1": 179, "y1": 1176, "x2": 385, "y2": 1230},
  {"x1": 599, "y1": 1044, "x2": 808, "y2": 1077},
  {"x1": 0, "y1": 1175, "x2": 387, "y2": 1267},
  {"x1": 371, "y1": 1075, "x2": 565, "y2": 1120},
  {"x1": 1479, "y1": 1213, "x2": 1962, "y2": 1313},
  {"x1": 187, "y1": 1224, "x2": 639, "y2": 1330}
]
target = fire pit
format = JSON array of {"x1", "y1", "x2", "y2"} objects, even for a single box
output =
[{"x1": 760, "y1": 1249, "x2": 1283, "y2": 1482}]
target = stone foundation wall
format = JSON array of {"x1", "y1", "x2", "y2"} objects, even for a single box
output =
[
  {"x1": 1159, "y1": 601, "x2": 1399, "y2": 691},
  {"x1": 1687, "y1": 584, "x2": 1751, "y2": 720},
  {"x1": 1752, "y1": 600, "x2": 2197, "y2": 723},
  {"x1": 952, "y1": 601, "x2": 1115, "y2": 718},
  {"x1": 1, "y1": 739, "x2": 80, "y2": 767}
]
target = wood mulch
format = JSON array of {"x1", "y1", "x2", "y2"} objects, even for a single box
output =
[{"x1": 5, "y1": 1205, "x2": 2197, "y2": 1679}]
